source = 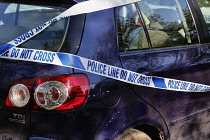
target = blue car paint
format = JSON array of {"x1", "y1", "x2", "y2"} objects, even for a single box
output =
[
  {"x1": 75, "y1": 7, "x2": 169, "y2": 140},
  {"x1": 1, "y1": 0, "x2": 210, "y2": 140}
]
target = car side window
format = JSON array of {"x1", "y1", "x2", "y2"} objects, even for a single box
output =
[
  {"x1": 196, "y1": 0, "x2": 210, "y2": 33},
  {"x1": 138, "y1": 0, "x2": 199, "y2": 48},
  {"x1": 116, "y1": 0, "x2": 199, "y2": 52},
  {"x1": 116, "y1": 3, "x2": 149, "y2": 52}
]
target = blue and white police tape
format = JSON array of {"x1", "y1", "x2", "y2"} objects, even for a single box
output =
[
  {"x1": 0, "y1": 0, "x2": 210, "y2": 92},
  {"x1": 1, "y1": 47, "x2": 210, "y2": 92},
  {"x1": 0, "y1": 0, "x2": 141, "y2": 55}
]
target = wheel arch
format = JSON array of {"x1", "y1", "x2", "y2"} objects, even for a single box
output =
[{"x1": 110, "y1": 119, "x2": 169, "y2": 140}]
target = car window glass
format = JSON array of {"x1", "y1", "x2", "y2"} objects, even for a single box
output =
[
  {"x1": 116, "y1": 3, "x2": 149, "y2": 52},
  {"x1": 137, "y1": 0, "x2": 198, "y2": 48},
  {"x1": 196, "y1": 0, "x2": 210, "y2": 34},
  {"x1": 0, "y1": 3, "x2": 68, "y2": 52}
]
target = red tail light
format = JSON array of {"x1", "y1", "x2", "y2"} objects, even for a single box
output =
[
  {"x1": 6, "y1": 74, "x2": 90, "y2": 111},
  {"x1": 6, "y1": 79, "x2": 35, "y2": 109}
]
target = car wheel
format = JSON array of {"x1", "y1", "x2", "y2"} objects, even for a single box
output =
[{"x1": 114, "y1": 128, "x2": 152, "y2": 140}]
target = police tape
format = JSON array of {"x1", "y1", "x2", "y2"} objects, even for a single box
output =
[
  {"x1": 1, "y1": 47, "x2": 210, "y2": 92},
  {"x1": 0, "y1": 0, "x2": 210, "y2": 92}
]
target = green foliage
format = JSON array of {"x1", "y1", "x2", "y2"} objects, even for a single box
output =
[{"x1": 197, "y1": 0, "x2": 210, "y2": 7}]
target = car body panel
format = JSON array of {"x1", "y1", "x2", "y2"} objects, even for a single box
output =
[{"x1": 0, "y1": 0, "x2": 210, "y2": 140}]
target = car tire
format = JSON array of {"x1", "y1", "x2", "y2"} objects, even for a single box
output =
[{"x1": 114, "y1": 128, "x2": 152, "y2": 140}]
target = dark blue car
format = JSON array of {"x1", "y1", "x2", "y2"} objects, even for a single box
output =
[{"x1": 1, "y1": 0, "x2": 210, "y2": 139}]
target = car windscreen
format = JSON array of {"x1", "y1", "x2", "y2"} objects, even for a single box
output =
[{"x1": 0, "y1": 3, "x2": 70, "y2": 52}]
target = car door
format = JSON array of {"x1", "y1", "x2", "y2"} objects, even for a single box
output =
[{"x1": 116, "y1": 0, "x2": 210, "y2": 139}]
